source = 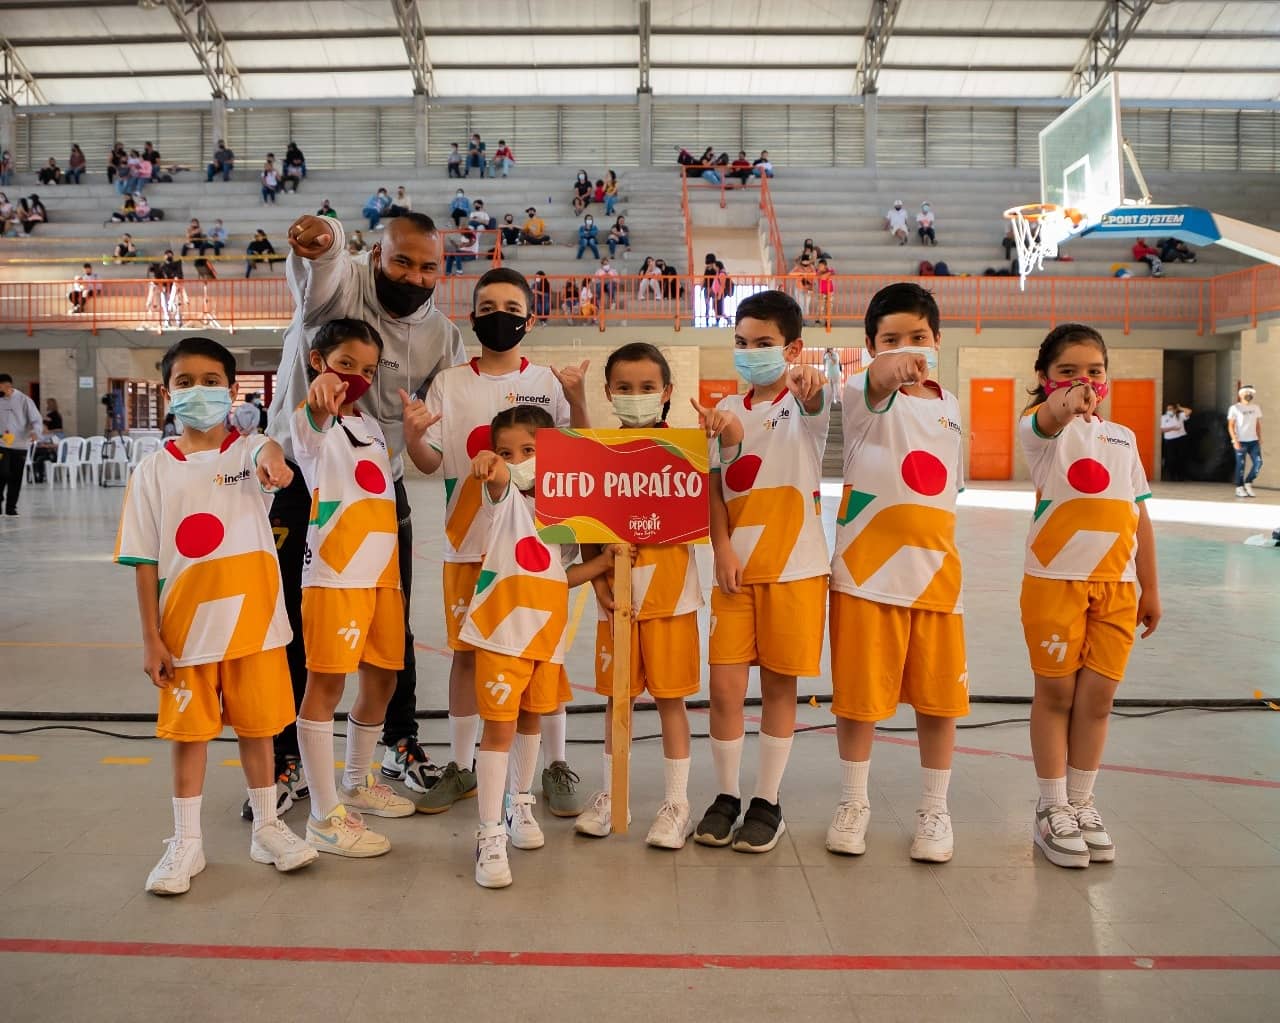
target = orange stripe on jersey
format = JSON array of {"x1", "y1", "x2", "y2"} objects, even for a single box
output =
[
  {"x1": 1030, "y1": 498, "x2": 1137, "y2": 577},
  {"x1": 112, "y1": 474, "x2": 138, "y2": 561},
  {"x1": 635, "y1": 545, "x2": 690, "y2": 619},
  {"x1": 840, "y1": 504, "x2": 961, "y2": 612},
  {"x1": 160, "y1": 550, "x2": 281, "y2": 659},
  {"x1": 726, "y1": 485, "x2": 804, "y2": 582},
  {"x1": 467, "y1": 575, "x2": 568, "y2": 662},
  {"x1": 317, "y1": 497, "x2": 400, "y2": 579},
  {"x1": 445, "y1": 475, "x2": 485, "y2": 552}
]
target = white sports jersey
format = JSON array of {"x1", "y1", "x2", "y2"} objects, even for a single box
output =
[
  {"x1": 1020, "y1": 410, "x2": 1151, "y2": 582},
  {"x1": 460, "y1": 485, "x2": 574, "y2": 663},
  {"x1": 711, "y1": 388, "x2": 830, "y2": 584},
  {"x1": 831, "y1": 373, "x2": 965, "y2": 613},
  {"x1": 594, "y1": 543, "x2": 703, "y2": 624},
  {"x1": 114, "y1": 435, "x2": 292, "y2": 667},
  {"x1": 291, "y1": 405, "x2": 399, "y2": 590},
  {"x1": 424, "y1": 358, "x2": 570, "y2": 563}
]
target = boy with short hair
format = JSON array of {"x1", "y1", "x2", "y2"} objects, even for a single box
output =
[
  {"x1": 401, "y1": 267, "x2": 591, "y2": 816},
  {"x1": 115, "y1": 336, "x2": 318, "y2": 895},
  {"x1": 694, "y1": 290, "x2": 830, "y2": 853},
  {"x1": 826, "y1": 282, "x2": 968, "y2": 864}
]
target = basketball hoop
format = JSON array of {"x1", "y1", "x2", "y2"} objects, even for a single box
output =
[{"x1": 1004, "y1": 203, "x2": 1082, "y2": 289}]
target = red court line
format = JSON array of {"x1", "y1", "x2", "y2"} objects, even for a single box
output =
[{"x1": 1, "y1": 939, "x2": 1276, "y2": 972}]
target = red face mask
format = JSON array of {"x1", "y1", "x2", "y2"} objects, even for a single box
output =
[
  {"x1": 1044, "y1": 376, "x2": 1109, "y2": 402},
  {"x1": 323, "y1": 366, "x2": 372, "y2": 405}
]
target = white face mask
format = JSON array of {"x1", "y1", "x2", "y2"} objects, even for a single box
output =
[
  {"x1": 507, "y1": 457, "x2": 536, "y2": 493},
  {"x1": 869, "y1": 345, "x2": 938, "y2": 370},
  {"x1": 611, "y1": 392, "x2": 664, "y2": 427}
]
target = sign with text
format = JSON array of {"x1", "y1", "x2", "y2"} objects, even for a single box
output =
[{"x1": 535, "y1": 428, "x2": 709, "y2": 546}]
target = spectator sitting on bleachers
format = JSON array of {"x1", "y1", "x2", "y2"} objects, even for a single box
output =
[
  {"x1": 0, "y1": 193, "x2": 15, "y2": 236},
  {"x1": 1002, "y1": 223, "x2": 1017, "y2": 262},
  {"x1": 573, "y1": 170, "x2": 592, "y2": 215},
  {"x1": 445, "y1": 229, "x2": 479, "y2": 275},
  {"x1": 134, "y1": 194, "x2": 158, "y2": 221},
  {"x1": 698, "y1": 147, "x2": 722, "y2": 185},
  {"x1": 39, "y1": 157, "x2": 63, "y2": 186},
  {"x1": 564, "y1": 277, "x2": 596, "y2": 322},
  {"x1": 141, "y1": 141, "x2": 160, "y2": 179},
  {"x1": 207, "y1": 139, "x2": 235, "y2": 182},
  {"x1": 753, "y1": 150, "x2": 774, "y2": 179},
  {"x1": 790, "y1": 254, "x2": 815, "y2": 318},
  {"x1": 492, "y1": 140, "x2": 515, "y2": 178},
  {"x1": 469, "y1": 199, "x2": 492, "y2": 231},
  {"x1": 244, "y1": 229, "x2": 280, "y2": 278},
  {"x1": 447, "y1": 142, "x2": 463, "y2": 178},
  {"x1": 637, "y1": 257, "x2": 662, "y2": 301},
  {"x1": 801, "y1": 237, "x2": 832, "y2": 262},
  {"x1": 730, "y1": 151, "x2": 752, "y2": 186},
  {"x1": 577, "y1": 215, "x2": 600, "y2": 259},
  {"x1": 68, "y1": 263, "x2": 100, "y2": 314},
  {"x1": 607, "y1": 216, "x2": 631, "y2": 258},
  {"x1": 118, "y1": 150, "x2": 146, "y2": 196},
  {"x1": 364, "y1": 187, "x2": 392, "y2": 230},
  {"x1": 1159, "y1": 237, "x2": 1197, "y2": 263},
  {"x1": 916, "y1": 202, "x2": 937, "y2": 245},
  {"x1": 21, "y1": 195, "x2": 46, "y2": 234},
  {"x1": 285, "y1": 142, "x2": 306, "y2": 181},
  {"x1": 0, "y1": 150, "x2": 12, "y2": 187},
  {"x1": 500, "y1": 213, "x2": 520, "y2": 247},
  {"x1": 106, "y1": 142, "x2": 126, "y2": 185},
  {"x1": 885, "y1": 199, "x2": 909, "y2": 245},
  {"x1": 449, "y1": 188, "x2": 471, "y2": 227},
  {"x1": 531, "y1": 270, "x2": 552, "y2": 320},
  {"x1": 180, "y1": 218, "x2": 208, "y2": 257},
  {"x1": 207, "y1": 219, "x2": 227, "y2": 255},
  {"x1": 317, "y1": 199, "x2": 338, "y2": 219},
  {"x1": 1132, "y1": 238, "x2": 1164, "y2": 277},
  {"x1": 604, "y1": 170, "x2": 619, "y2": 215},
  {"x1": 347, "y1": 229, "x2": 367, "y2": 254},
  {"x1": 816, "y1": 259, "x2": 835, "y2": 322},
  {"x1": 389, "y1": 185, "x2": 412, "y2": 216},
  {"x1": 158, "y1": 250, "x2": 185, "y2": 328},
  {"x1": 114, "y1": 233, "x2": 136, "y2": 259},
  {"x1": 67, "y1": 145, "x2": 86, "y2": 185},
  {"x1": 110, "y1": 196, "x2": 137, "y2": 223},
  {"x1": 466, "y1": 133, "x2": 486, "y2": 177},
  {"x1": 261, "y1": 159, "x2": 281, "y2": 204},
  {"x1": 595, "y1": 257, "x2": 619, "y2": 308},
  {"x1": 658, "y1": 258, "x2": 681, "y2": 300},
  {"x1": 522, "y1": 206, "x2": 551, "y2": 245},
  {"x1": 593, "y1": 179, "x2": 606, "y2": 207}
]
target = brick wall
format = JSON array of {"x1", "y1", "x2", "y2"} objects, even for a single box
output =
[
  {"x1": 1240, "y1": 324, "x2": 1279, "y2": 416},
  {"x1": 39, "y1": 348, "x2": 79, "y2": 435}
]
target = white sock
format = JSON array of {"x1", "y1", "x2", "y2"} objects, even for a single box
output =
[
  {"x1": 1038, "y1": 776, "x2": 1069, "y2": 810},
  {"x1": 173, "y1": 795, "x2": 202, "y2": 842},
  {"x1": 476, "y1": 749, "x2": 508, "y2": 826},
  {"x1": 920, "y1": 767, "x2": 951, "y2": 815},
  {"x1": 710, "y1": 735, "x2": 743, "y2": 798},
  {"x1": 449, "y1": 713, "x2": 480, "y2": 769},
  {"x1": 602, "y1": 751, "x2": 613, "y2": 798},
  {"x1": 247, "y1": 785, "x2": 277, "y2": 831},
  {"x1": 541, "y1": 708, "x2": 567, "y2": 765},
  {"x1": 664, "y1": 757, "x2": 690, "y2": 805},
  {"x1": 840, "y1": 759, "x2": 870, "y2": 806},
  {"x1": 754, "y1": 732, "x2": 794, "y2": 805},
  {"x1": 510, "y1": 731, "x2": 542, "y2": 794},
  {"x1": 297, "y1": 717, "x2": 339, "y2": 820},
  {"x1": 1066, "y1": 766, "x2": 1098, "y2": 805},
  {"x1": 342, "y1": 717, "x2": 382, "y2": 791}
]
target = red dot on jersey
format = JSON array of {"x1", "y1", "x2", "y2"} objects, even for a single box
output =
[
  {"x1": 514, "y1": 536, "x2": 552, "y2": 573},
  {"x1": 724, "y1": 453, "x2": 762, "y2": 493},
  {"x1": 465, "y1": 425, "x2": 492, "y2": 459},
  {"x1": 354, "y1": 459, "x2": 387, "y2": 495},
  {"x1": 1067, "y1": 457, "x2": 1111, "y2": 494},
  {"x1": 175, "y1": 512, "x2": 224, "y2": 559},
  {"x1": 900, "y1": 450, "x2": 948, "y2": 496}
]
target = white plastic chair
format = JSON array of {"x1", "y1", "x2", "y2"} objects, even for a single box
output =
[
  {"x1": 82, "y1": 436, "x2": 106, "y2": 485},
  {"x1": 100, "y1": 438, "x2": 130, "y2": 487},
  {"x1": 48, "y1": 437, "x2": 85, "y2": 488},
  {"x1": 129, "y1": 435, "x2": 161, "y2": 476}
]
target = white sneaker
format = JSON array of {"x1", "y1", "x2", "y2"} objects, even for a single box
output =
[
  {"x1": 475, "y1": 823, "x2": 512, "y2": 888},
  {"x1": 1236, "y1": 486, "x2": 1249, "y2": 498},
  {"x1": 340, "y1": 773, "x2": 415, "y2": 818},
  {"x1": 826, "y1": 800, "x2": 871, "y2": 856},
  {"x1": 1244, "y1": 483, "x2": 1256, "y2": 498},
  {"x1": 1034, "y1": 804, "x2": 1091, "y2": 868},
  {"x1": 1071, "y1": 796, "x2": 1116, "y2": 863},
  {"x1": 307, "y1": 804, "x2": 390, "y2": 858},
  {"x1": 910, "y1": 809, "x2": 954, "y2": 863},
  {"x1": 645, "y1": 800, "x2": 691, "y2": 850},
  {"x1": 504, "y1": 791, "x2": 545, "y2": 850},
  {"x1": 145, "y1": 837, "x2": 205, "y2": 895},
  {"x1": 575, "y1": 791, "x2": 611, "y2": 837},
  {"x1": 249, "y1": 819, "x2": 320, "y2": 872}
]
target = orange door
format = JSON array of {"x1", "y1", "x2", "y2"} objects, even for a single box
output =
[
  {"x1": 969, "y1": 379, "x2": 1014, "y2": 480},
  {"x1": 1108, "y1": 379, "x2": 1156, "y2": 480}
]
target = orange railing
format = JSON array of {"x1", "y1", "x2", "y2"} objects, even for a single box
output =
[
  {"x1": 756, "y1": 175, "x2": 787, "y2": 275},
  {"x1": 3, "y1": 266, "x2": 1279, "y2": 336},
  {"x1": 679, "y1": 174, "x2": 695, "y2": 283},
  {"x1": 679, "y1": 162, "x2": 758, "y2": 209}
]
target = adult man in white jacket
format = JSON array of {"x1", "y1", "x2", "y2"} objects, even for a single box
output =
[
  {"x1": 0, "y1": 374, "x2": 42, "y2": 516},
  {"x1": 264, "y1": 211, "x2": 466, "y2": 813}
]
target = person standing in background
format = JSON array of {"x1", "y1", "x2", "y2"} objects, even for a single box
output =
[
  {"x1": 1160, "y1": 402, "x2": 1191, "y2": 482},
  {"x1": 1228, "y1": 385, "x2": 1263, "y2": 498},
  {"x1": 0, "y1": 374, "x2": 42, "y2": 515}
]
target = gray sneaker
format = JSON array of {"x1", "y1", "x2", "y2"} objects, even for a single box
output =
[
  {"x1": 1033, "y1": 804, "x2": 1090, "y2": 868},
  {"x1": 541, "y1": 761, "x2": 585, "y2": 817},
  {"x1": 1071, "y1": 796, "x2": 1115, "y2": 862},
  {"x1": 412, "y1": 761, "x2": 477, "y2": 815}
]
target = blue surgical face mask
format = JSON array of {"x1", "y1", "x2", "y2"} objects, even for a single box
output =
[
  {"x1": 870, "y1": 345, "x2": 938, "y2": 370},
  {"x1": 733, "y1": 347, "x2": 788, "y2": 387},
  {"x1": 169, "y1": 385, "x2": 232, "y2": 430}
]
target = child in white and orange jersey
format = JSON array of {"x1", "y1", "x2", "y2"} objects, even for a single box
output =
[
  {"x1": 400, "y1": 267, "x2": 590, "y2": 817},
  {"x1": 459, "y1": 405, "x2": 619, "y2": 889},
  {"x1": 693, "y1": 289, "x2": 830, "y2": 855},
  {"x1": 574, "y1": 342, "x2": 702, "y2": 848},
  {"x1": 290, "y1": 318, "x2": 427, "y2": 859},
  {"x1": 115, "y1": 336, "x2": 317, "y2": 896},
  {"x1": 826, "y1": 282, "x2": 968, "y2": 865},
  {"x1": 1021, "y1": 323, "x2": 1161, "y2": 869}
]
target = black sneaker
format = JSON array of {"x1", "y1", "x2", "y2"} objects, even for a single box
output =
[
  {"x1": 380, "y1": 735, "x2": 442, "y2": 794},
  {"x1": 731, "y1": 797, "x2": 786, "y2": 853},
  {"x1": 693, "y1": 793, "x2": 741, "y2": 847},
  {"x1": 240, "y1": 756, "x2": 309, "y2": 821}
]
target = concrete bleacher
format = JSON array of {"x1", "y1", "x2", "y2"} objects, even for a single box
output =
[
  {"x1": 767, "y1": 167, "x2": 1279, "y2": 280},
  {"x1": 0, "y1": 165, "x2": 690, "y2": 283}
]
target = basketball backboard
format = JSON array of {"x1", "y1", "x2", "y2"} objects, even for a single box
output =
[{"x1": 1039, "y1": 75, "x2": 1124, "y2": 226}]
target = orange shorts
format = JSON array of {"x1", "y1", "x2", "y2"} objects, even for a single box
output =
[
  {"x1": 474, "y1": 648, "x2": 570, "y2": 722},
  {"x1": 1021, "y1": 576, "x2": 1137, "y2": 682},
  {"x1": 443, "y1": 561, "x2": 482, "y2": 651},
  {"x1": 302, "y1": 586, "x2": 405, "y2": 674},
  {"x1": 709, "y1": 576, "x2": 827, "y2": 678},
  {"x1": 829, "y1": 592, "x2": 969, "y2": 722},
  {"x1": 593, "y1": 612, "x2": 701, "y2": 700},
  {"x1": 157, "y1": 647, "x2": 295, "y2": 742}
]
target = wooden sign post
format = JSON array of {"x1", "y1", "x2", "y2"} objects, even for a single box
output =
[{"x1": 535, "y1": 427, "x2": 710, "y2": 835}]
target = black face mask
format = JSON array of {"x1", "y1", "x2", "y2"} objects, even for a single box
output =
[
  {"x1": 374, "y1": 259, "x2": 434, "y2": 318},
  {"x1": 471, "y1": 311, "x2": 528, "y2": 353}
]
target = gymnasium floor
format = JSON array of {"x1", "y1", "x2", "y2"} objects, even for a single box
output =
[{"x1": 1, "y1": 476, "x2": 1277, "y2": 1022}]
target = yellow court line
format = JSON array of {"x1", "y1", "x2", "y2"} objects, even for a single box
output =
[
  {"x1": 221, "y1": 759, "x2": 242, "y2": 768},
  {"x1": 0, "y1": 754, "x2": 40, "y2": 763},
  {"x1": 0, "y1": 641, "x2": 141, "y2": 650},
  {"x1": 564, "y1": 585, "x2": 590, "y2": 651},
  {"x1": 101, "y1": 756, "x2": 151, "y2": 765},
  {"x1": 335, "y1": 761, "x2": 345, "y2": 769}
]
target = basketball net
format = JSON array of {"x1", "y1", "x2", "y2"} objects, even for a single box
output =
[{"x1": 1004, "y1": 204, "x2": 1080, "y2": 290}]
